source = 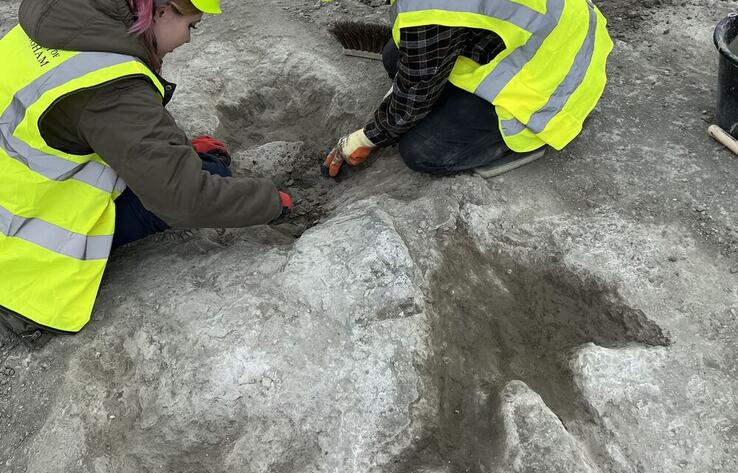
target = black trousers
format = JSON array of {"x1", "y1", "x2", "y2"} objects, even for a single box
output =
[
  {"x1": 382, "y1": 40, "x2": 512, "y2": 175},
  {"x1": 0, "y1": 306, "x2": 54, "y2": 348}
]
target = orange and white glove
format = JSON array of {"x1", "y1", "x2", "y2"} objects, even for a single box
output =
[{"x1": 321, "y1": 129, "x2": 376, "y2": 178}]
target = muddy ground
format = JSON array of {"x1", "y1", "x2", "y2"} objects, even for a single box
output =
[{"x1": 1, "y1": 0, "x2": 737, "y2": 472}]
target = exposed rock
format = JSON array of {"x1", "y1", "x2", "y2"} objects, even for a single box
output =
[
  {"x1": 572, "y1": 344, "x2": 738, "y2": 473},
  {"x1": 496, "y1": 381, "x2": 601, "y2": 473},
  {"x1": 1, "y1": 0, "x2": 737, "y2": 472}
]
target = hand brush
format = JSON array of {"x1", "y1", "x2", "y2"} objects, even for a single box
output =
[{"x1": 329, "y1": 21, "x2": 392, "y2": 60}]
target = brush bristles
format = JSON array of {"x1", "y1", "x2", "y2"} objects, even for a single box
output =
[{"x1": 329, "y1": 21, "x2": 392, "y2": 55}]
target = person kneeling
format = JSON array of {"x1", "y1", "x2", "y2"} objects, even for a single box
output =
[
  {"x1": 324, "y1": 0, "x2": 613, "y2": 179},
  {"x1": 0, "y1": 0, "x2": 292, "y2": 345}
]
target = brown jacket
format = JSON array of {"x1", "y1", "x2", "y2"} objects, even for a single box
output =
[{"x1": 17, "y1": 0, "x2": 282, "y2": 228}]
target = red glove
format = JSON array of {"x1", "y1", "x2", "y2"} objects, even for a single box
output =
[
  {"x1": 271, "y1": 191, "x2": 293, "y2": 224},
  {"x1": 279, "y1": 191, "x2": 293, "y2": 211},
  {"x1": 192, "y1": 135, "x2": 229, "y2": 156}
]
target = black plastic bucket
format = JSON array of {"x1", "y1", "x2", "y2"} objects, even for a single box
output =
[{"x1": 714, "y1": 14, "x2": 738, "y2": 136}]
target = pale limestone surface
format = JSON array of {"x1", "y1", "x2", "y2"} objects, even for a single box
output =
[{"x1": 1, "y1": 1, "x2": 737, "y2": 472}]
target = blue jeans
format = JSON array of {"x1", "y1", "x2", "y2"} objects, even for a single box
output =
[
  {"x1": 382, "y1": 40, "x2": 511, "y2": 175},
  {"x1": 112, "y1": 152, "x2": 231, "y2": 249}
]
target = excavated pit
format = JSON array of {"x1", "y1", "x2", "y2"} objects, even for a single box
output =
[
  {"x1": 152, "y1": 94, "x2": 344, "y2": 245},
  {"x1": 233, "y1": 141, "x2": 336, "y2": 235},
  {"x1": 397, "y1": 229, "x2": 671, "y2": 472},
  {"x1": 211, "y1": 79, "x2": 363, "y2": 235}
]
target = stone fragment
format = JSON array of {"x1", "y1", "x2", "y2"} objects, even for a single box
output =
[{"x1": 496, "y1": 381, "x2": 601, "y2": 473}]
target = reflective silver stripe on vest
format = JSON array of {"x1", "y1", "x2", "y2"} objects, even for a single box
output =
[
  {"x1": 0, "y1": 204, "x2": 112, "y2": 260},
  {"x1": 0, "y1": 52, "x2": 137, "y2": 194},
  {"x1": 390, "y1": 0, "x2": 567, "y2": 104},
  {"x1": 499, "y1": 2, "x2": 597, "y2": 136},
  {"x1": 113, "y1": 178, "x2": 127, "y2": 195},
  {"x1": 500, "y1": 117, "x2": 527, "y2": 136},
  {"x1": 475, "y1": 0, "x2": 565, "y2": 102},
  {"x1": 391, "y1": 0, "x2": 544, "y2": 33}
]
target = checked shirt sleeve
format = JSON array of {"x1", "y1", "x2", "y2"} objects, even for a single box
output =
[{"x1": 363, "y1": 25, "x2": 467, "y2": 147}]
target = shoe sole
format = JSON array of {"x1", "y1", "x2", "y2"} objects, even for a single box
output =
[{"x1": 474, "y1": 148, "x2": 546, "y2": 178}]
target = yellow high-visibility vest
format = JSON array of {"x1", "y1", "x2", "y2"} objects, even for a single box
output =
[
  {"x1": 390, "y1": 0, "x2": 613, "y2": 152},
  {"x1": 0, "y1": 25, "x2": 164, "y2": 332}
]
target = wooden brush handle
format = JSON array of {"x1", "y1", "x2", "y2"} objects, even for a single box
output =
[{"x1": 708, "y1": 124, "x2": 738, "y2": 157}]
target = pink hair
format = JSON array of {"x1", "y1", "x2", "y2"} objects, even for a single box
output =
[
  {"x1": 128, "y1": 0, "x2": 155, "y2": 34},
  {"x1": 127, "y1": 0, "x2": 161, "y2": 72}
]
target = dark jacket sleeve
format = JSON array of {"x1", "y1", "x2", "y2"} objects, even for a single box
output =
[{"x1": 77, "y1": 78, "x2": 282, "y2": 228}]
